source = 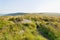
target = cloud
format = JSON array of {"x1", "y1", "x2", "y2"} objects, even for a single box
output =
[
  {"x1": 0, "y1": 0, "x2": 60, "y2": 13},
  {"x1": 37, "y1": 0, "x2": 60, "y2": 13}
]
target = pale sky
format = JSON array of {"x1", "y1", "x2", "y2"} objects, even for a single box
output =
[{"x1": 0, "y1": 0, "x2": 60, "y2": 14}]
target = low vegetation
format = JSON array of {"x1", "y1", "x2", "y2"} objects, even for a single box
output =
[{"x1": 0, "y1": 14, "x2": 60, "y2": 40}]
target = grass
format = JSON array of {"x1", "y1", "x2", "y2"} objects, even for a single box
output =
[{"x1": 0, "y1": 14, "x2": 60, "y2": 40}]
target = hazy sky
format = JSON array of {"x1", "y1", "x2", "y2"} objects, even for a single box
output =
[{"x1": 0, "y1": 0, "x2": 60, "y2": 14}]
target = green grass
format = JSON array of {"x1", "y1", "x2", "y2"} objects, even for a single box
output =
[{"x1": 0, "y1": 14, "x2": 60, "y2": 40}]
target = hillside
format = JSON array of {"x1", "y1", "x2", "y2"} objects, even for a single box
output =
[
  {"x1": 3, "y1": 13, "x2": 28, "y2": 16},
  {"x1": 0, "y1": 14, "x2": 60, "y2": 40},
  {"x1": 3, "y1": 12, "x2": 60, "y2": 16}
]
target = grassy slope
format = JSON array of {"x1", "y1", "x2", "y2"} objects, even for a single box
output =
[{"x1": 0, "y1": 14, "x2": 60, "y2": 40}]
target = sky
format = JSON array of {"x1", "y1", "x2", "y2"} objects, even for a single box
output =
[{"x1": 0, "y1": 0, "x2": 60, "y2": 14}]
